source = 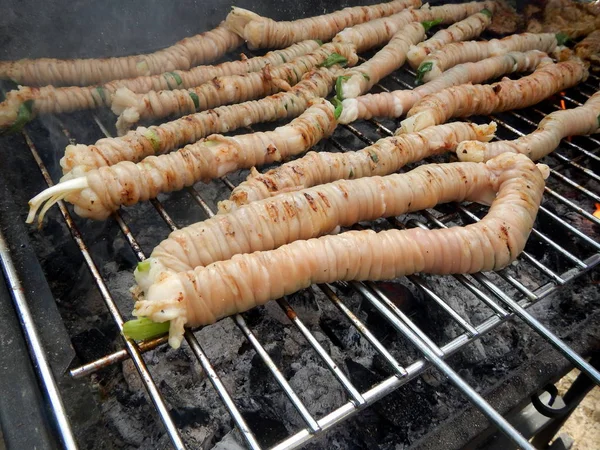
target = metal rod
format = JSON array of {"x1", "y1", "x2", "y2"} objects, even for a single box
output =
[{"x1": 0, "y1": 229, "x2": 78, "y2": 450}]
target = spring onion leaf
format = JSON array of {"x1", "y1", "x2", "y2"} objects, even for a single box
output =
[
  {"x1": 369, "y1": 151, "x2": 379, "y2": 163},
  {"x1": 204, "y1": 139, "x2": 220, "y2": 147},
  {"x1": 137, "y1": 260, "x2": 151, "y2": 272},
  {"x1": 335, "y1": 75, "x2": 351, "y2": 100},
  {"x1": 123, "y1": 317, "x2": 170, "y2": 341},
  {"x1": 480, "y1": 8, "x2": 492, "y2": 17},
  {"x1": 319, "y1": 53, "x2": 348, "y2": 68},
  {"x1": 415, "y1": 61, "x2": 433, "y2": 85},
  {"x1": 421, "y1": 19, "x2": 442, "y2": 32},
  {"x1": 4, "y1": 100, "x2": 34, "y2": 135},
  {"x1": 145, "y1": 130, "x2": 161, "y2": 153},
  {"x1": 314, "y1": 39, "x2": 324, "y2": 46},
  {"x1": 362, "y1": 73, "x2": 370, "y2": 81},
  {"x1": 597, "y1": 113, "x2": 600, "y2": 128},
  {"x1": 280, "y1": 54, "x2": 287, "y2": 63},
  {"x1": 349, "y1": 168, "x2": 354, "y2": 178},
  {"x1": 96, "y1": 87, "x2": 107, "y2": 103},
  {"x1": 332, "y1": 97, "x2": 343, "y2": 120},
  {"x1": 189, "y1": 91, "x2": 200, "y2": 110},
  {"x1": 556, "y1": 33, "x2": 569, "y2": 46},
  {"x1": 170, "y1": 72, "x2": 183, "y2": 85}
]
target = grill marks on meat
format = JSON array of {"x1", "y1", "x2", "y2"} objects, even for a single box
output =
[
  {"x1": 339, "y1": 50, "x2": 551, "y2": 123},
  {"x1": 417, "y1": 32, "x2": 558, "y2": 83},
  {"x1": 220, "y1": 122, "x2": 495, "y2": 212},
  {"x1": 407, "y1": 11, "x2": 492, "y2": 69},
  {"x1": 111, "y1": 43, "x2": 357, "y2": 130},
  {"x1": 0, "y1": 41, "x2": 321, "y2": 130},
  {"x1": 59, "y1": 68, "x2": 340, "y2": 177},
  {"x1": 337, "y1": 22, "x2": 426, "y2": 99},
  {"x1": 0, "y1": 24, "x2": 242, "y2": 87},
  {"x1": 457, "y1": 91, "x2": 600, "y2": 162},
  {"x1": 132, "y1": 154, "x2": 548, "y2": 349},
  {"x1": 400, "y1": 59, "x2": 589, "y2": 133},
  {"x1": 224, "y1": 0, "x2": 420, "y2": 49},
  {"x1": 334, "y1": 1, "x2": 495, "y2": 53}
]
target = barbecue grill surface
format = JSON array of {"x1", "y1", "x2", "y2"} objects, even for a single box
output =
[{"x1": 1, "y1": 1, "x2": 599, "y2": 449}]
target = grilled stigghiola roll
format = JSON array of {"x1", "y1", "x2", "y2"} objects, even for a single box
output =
[
  {"x1": 112, "y1": 43, "x2": 355, "y2": 130},
  {"x1": 415, "y1": 32, "x2": 559, "y2": 83},
  {"x1": 0, "y1": 24, "x2": 242, "y2": 87},
  {"x1": 457, "y1": 91, "x2": 600, "y2": 162},
  {"x1": 0, "y1": 41, "x2": 321, "y2": 130},
  {"x1": 339, "y1": 50, "x2": 551, "y2": 123},
  {"x1": 225, "y1": 0, "x2": 420, "y2": 49},
  {"x1": 407, "y1": 10, "x2": 493, "y2": 69},
  {"x1": 400, "y1": 59, "x2": 589, "y2": 133},
  {"x1": 60, "y1": 67, "x2": 344, "y2": 177},
  {"x1": 575, "y1": 30, "x2": 600, "y2": 66},
  {"x1": 27, "y1": 100, "x2": 336, "y2": 223},
  {"x1": 221, "y1": 122, "x2": 496, "y2": 212},
  {"x1": 334, "y1": 1, "x2": 495, "y2": 53},
  {"x1": 336, "y1": 22, "x2": 427, "y2": 99},
  {"x1": 131, "y1": 154, "x2": 548, "y2": 348}
]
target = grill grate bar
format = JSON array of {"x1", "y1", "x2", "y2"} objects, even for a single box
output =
[
  {"x1": 24, "y1": 131, "x2": 187, "y2": 450},
  {"x1": 276, "y1": 297, "x2": 367, "y2": 406},
  {"x1": 233, "y1": 314, "x2": 322, "y2": 433},
  {"x1": 351, "y1": 281, "x2": 536, "y2": 450}
]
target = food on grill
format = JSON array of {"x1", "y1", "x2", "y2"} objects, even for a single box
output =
[
  {"x1": 335, "y1": 22, "x2": 427, "y2": 99},
  {"x1": 415, "y1": 32, "x2": 560, "y2": 83},
  {"x1": 112, "y1": 43, "x2": 355, "y2": 130},
  {"x1": 486, "y1": 0, "x2": 522, "y2": 35},
  {"x1": 407, "y1": 10, "x2": 493, "y2": 69},
  {"x1": 334, "y1": 1, "x2": 495, "y2": 53},
  {"x1": 525, "y1": 0, "x2": 600, "y2": 39},
  {"x1": 220, "y1": 122, "x2": 495, "y2": 212},
  {"x1": 400, "y1": 59, "x2": 588, "y2": 133},
  {"x1": 60, "y1": 67, "x2": 340, "y2": 176},
  {"x1": 457, "y1": 91, "x2": 600, "y2": 162},
  {"x1": 27, "y1": 101, "x2": 336, "y2": 223},
  {"x1": 0, "y1": 41, "x2": 321, "y2": 131},
  {"x1": 338, "y1": 50, "x2": 551, "y2": 123},
  {"x1": 130, "y1": 153, "x2": 548, "y2": 348},
  {"x1": 0, "y1": 24, "x2": 242, "y2": 87},
  {"x1": 225, "y1": 0, "x2": 420, "y2": 49},
  {"x1": 575, "y1": 30, "x2": 600, "y2": 67}
]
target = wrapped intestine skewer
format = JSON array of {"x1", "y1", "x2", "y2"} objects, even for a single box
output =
[
  {"x1": 338, "y1": 50, "x2": 551, "y2": 123},
  {"x1": 220, "y1": 121, "x2": 496, "y2": 212},
  {"x1": 333, "y1": 1, "x2": 495, "y2": 53},
  {"x1": 225, "y1": 0, "x2": 420, "y2": 49},
  {"x1": 129, "y1": 153, "x2": 548, "y2": 348},
  {"x1": 400, "y1": 59, "x2": 589, "y2": 133},
  {"x1": 0, "y1": 41, "x2": 321, "y2": 131},
  {"x1": 112, "y1": 43, "x2": 355, "y2": 131},
  {"x1": 60, "y1": 67, "x2": 343, "y2": 177},
  {"x1": 27, "y1": 100, "x2": 336, "y2": 223},
  {"x1": 457, "y1": 91, "x2": 600, "y2": 162},
  {"x1": 415, "y1": 32, "x2": 561, "y2": 84},
  {"x1": 0, "y1": 24, "x2": 242, "y2": 87},
  {"x1": 407, "y1": 9, "x2": 493, "y2": 69}
]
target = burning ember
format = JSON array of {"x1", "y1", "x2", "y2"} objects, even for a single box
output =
[{"x1": 594, "y1": 203, "x2": 600, "y2": 220}]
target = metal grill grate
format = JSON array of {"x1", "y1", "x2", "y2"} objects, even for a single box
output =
[{"x1": 2, "y1": 50, "x2": 600, "y2": 450}]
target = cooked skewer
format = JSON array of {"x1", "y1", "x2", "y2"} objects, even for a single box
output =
[
  {"x1": 334, "y1": 1, "x2": 495, "y2": 53},
  {"x1": 60, "y1": 67, "x2": 343, "y2": 176},
  {"x1": 400, "y1": 59, "x2": 589, "y2": 133},
  {"x1": 220, "y1": 121, "x2": 496, "y2": 212},
  {"x1": 112, "y1": 43, "x2": 355, "y2": 130},
  {"x1": 338, "y1": 50, "x2": 551, "y2": 123},
  {"x1": 415, "y1": 32, "x2": 561, "y2": 83},
  {"x1": 407, "y1": 9, "x2": 493, "y2": 69},
  {"x1": 0, "y1": 41, "x2": 321, "y2": 131},
  {"x1": 27, "y1": 100, "x2": 336, "y2": 223},
  {"x1": 457, "y1": 91, "x2": 600, "y2": 162},
  {"x1": 130, "y1": 153, "x2": 548, "y2": 348},
  {"x1": 0, "y1": 24, "x2": 242, "y2": 87},
  {"x1": 575, "y1": 30, "x2": 600, "y2": 67},
  {"x1": 335, "y1": 22, "x2": 427, "y2": 99},
  {"x1": 225, "y1": 0, "x2": 420, "y2": 49}
]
